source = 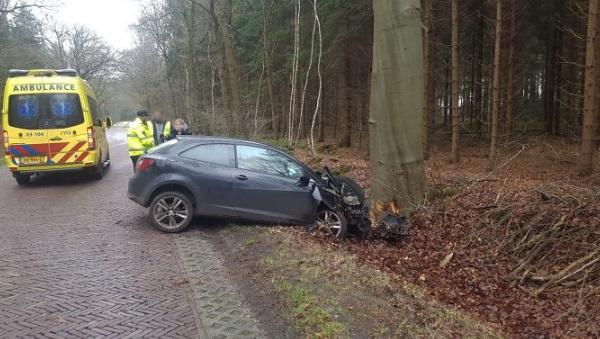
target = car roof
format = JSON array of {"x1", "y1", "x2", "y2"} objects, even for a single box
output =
[{"x1": 176, "y1": 135, "x2": 277, "y2": 149}]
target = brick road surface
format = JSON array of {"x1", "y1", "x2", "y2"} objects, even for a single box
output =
[{"x1": 0, "y1": 129, "x2": 208, "y2": 338}]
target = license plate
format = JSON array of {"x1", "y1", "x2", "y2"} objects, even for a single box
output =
[{"x1": 19, "y1": 156, "x2": 47, "y2": 165}]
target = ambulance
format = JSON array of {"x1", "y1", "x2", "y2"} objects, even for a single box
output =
[{"x1": 2, "y1": 69, "x2": 111, "y2": 185}]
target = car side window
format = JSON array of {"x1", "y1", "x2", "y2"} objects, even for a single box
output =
[
  {"x1": 180, "y1": 144, "x2": 235, "y2": 167},
  {"x1": 236, "y1": 145, "x2": 304, "y2": 179}
]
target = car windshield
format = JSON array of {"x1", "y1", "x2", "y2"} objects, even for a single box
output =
[{"x1": 8, "y1": 94, "x2": 84, "y2": 129}]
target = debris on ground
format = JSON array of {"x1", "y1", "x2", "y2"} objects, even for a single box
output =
[{"x1": 293, "y1": 136, "x2": 600, "y2": 338}]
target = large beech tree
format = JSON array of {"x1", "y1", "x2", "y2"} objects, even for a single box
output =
[{"x1": 369, "y1": 0, "x2": 425, "y2": 214}]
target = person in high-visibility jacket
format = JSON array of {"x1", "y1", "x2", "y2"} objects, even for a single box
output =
[
  {"x1": 149, "y1": 110, "x2": 174, "y2": 146},
  {"x1": 127, "y1": 110, "x2": 154, "y2": 171}
]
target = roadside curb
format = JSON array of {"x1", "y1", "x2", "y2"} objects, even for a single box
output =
[{"x1": 175, "y1": 232, "x2": 265, "y2": 339}]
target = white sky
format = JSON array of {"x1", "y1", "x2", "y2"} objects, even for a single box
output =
[{"x1": 54, "y1": 0, "x2": 144, "y2": 50}]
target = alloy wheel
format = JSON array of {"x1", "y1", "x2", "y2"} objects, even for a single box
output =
[
  {"x1": 316, "y1": 210, "x2": 347, "y2": 238},
  {"x1": 153, "y1": 195, "x2": 190, "y2": 230}
]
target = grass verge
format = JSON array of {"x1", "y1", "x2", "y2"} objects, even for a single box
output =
[{"x1": 221, "y1": 226, "x2": 504, "y2": 338}]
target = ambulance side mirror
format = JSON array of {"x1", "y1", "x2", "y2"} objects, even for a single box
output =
[{"x1": 106, "y1": 117, "x2": 113, "y2": 128}]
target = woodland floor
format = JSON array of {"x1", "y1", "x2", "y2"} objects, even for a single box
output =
[{"x1": 276, "y1": 135, "x2": 600, "y2": 338}]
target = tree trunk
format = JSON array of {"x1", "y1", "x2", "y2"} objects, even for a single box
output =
[
  {"x1": 450, "y1": 0, "x2": 460, "y2": 163},
  {"x1": 309, "y1": 0, "x2": 323, "y2": 156},
  {"x1": 489, "y1": 0, "x2": 503, "y2": 170},
  {"x1": 337, "y1": 22, "x2": 352, "y2": 148},
  {"x1": 579, "y1": 0, "x2": 599, "y2": 175},
  {"x1": 443, "y1": 65, "x2": 450, "y2": 126},
  {"x1": 297, "y1": 0, "x2": 317, "y2": 144},
  {"x1": 543, "y1": 0, "x2": 561, "y2": 135},
  {"x1": 261, "y1": 0, "x2": 276, "y2": 137},
  {"x1": 474, "y1": 10, "x2": 484, "y2": 137},
  {"x1": 337, "y1": 56, "x2": 352, "y2": 147},
  {"x1": 505, "y1": 0, "x2": 517, "y2": 137},
  {"x1": 369, "y1": 0, "x2": 425, "y2": 214},
  {"x1": 422, "y1": 0, "x2": 432, "y2": 159},
  {"x1": 215, "y1": 0, "x2": 243, "y2": 136},
  {"x1": 214, "y1": 27, "x2": 232, "y2": 133},
  {"x1": 288, "y1": 0, "x2": 301, "y2": 147}
]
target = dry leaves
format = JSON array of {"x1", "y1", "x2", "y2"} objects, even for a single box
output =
[{"x1": 295, "y1": 137, "x2": 600, "y2": 338}]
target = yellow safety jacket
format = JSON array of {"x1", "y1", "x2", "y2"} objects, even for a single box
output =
[
  {"x1": 148, "y1": 120, "x2": 173, "y2": 145},
  {"x1": 127, "y1": 118, "x2": 155, "y2": 157}
]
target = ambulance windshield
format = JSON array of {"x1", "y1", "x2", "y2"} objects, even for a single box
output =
[{"x1": 8, "y1": 94, "x2": 84, "y2": 130}]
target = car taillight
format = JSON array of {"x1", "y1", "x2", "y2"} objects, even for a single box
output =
[
  {"x1": 2, "y1": 130, "x2": 8, "y2": 155},
  {"x1": 87, "y1": 127, "x2": 96, "y2": 150},
  {"x1": 136, "y1": 158, "x2": 155, "y2": 172}
]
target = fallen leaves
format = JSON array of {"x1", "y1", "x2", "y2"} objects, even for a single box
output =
[{"x1": 294, "y1": 137, "x2": 600, "y2": 338}]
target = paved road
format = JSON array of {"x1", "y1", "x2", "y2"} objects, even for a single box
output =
[{"x1": 0, "y1": 129, "x2": 205, "y2": 338}]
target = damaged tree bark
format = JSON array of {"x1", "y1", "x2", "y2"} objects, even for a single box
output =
[{"x1": 369, "y1": 0, "x2": 425, "y2": 216}]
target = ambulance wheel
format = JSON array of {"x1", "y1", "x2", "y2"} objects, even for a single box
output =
[
  {"x1": 14, "y1": 173, "x2": 31, "y2": 186},
  {"x1": 89, "y1": 153, "x2": 105, "y2": 180},
  {"x1": 149, "y1": 191, "x2": 193, "y2": 233},
  {"x1": 89, "y1": 165, "x2": 104, "y2": 180}
]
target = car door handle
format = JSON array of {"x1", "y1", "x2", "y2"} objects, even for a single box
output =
[
  {"x1": 235, "y1": 174, "x2": 248, "y2": 181},
  {"x1": 50, "y1": 136, "x2": 63, "y2": 141}
]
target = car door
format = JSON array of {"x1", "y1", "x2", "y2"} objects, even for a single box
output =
[
  {"x1": 229, "y1": 144, "x2": 316, "y2": 224},
  {"x1": 86, "y1": 95, "x2": 108, "y2": 162},
  {"x1": 177, "y1": 143, "x2": 240, "y2": 217}
]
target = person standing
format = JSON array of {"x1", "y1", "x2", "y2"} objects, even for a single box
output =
[
  {"x1": 149, "y1": 111, "x2": 174, "y2": 145},
  {"x1": 173, "y1": 119, "x2": 192, "y2": 136},
  {"x1": 127, "y1": 110, "x2": 154, "y2": 171}
]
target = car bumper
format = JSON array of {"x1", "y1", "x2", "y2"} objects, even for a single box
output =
[
  {"x1": 5, "y1": 154, "x2": 98, "y2": 173},
  {"x1": 128, "y1": 174, "x2": 151, "y2": 207}
]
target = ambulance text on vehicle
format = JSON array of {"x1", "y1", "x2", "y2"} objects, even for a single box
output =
[{"x1": 2, "y1": 69, "x2": 111, "y2": 185}]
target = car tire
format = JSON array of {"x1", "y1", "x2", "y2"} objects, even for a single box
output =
[
  {"x1": 316, "y1": 208, "x2": 348, "y2": 239},
  {"x1": 149, "y1": 191, "x2": 193, "y2": 233},
  {"x1": 89, "y1": 166, "x2": 104, "y2": 180},
  {"x1": 14, "y1": 173, "x2": 31, "y2": 186}
]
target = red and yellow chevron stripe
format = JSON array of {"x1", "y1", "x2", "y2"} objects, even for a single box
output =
[
  {"x1": 50, "y1": 141, "x2": 89, "y2": 164},
  {"x1": 8, "y1": 141, "x2": 94, "y2": 166}
]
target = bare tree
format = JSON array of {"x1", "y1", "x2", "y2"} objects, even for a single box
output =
[
  {"x1": 215, "y1": 0, "x2": 244, "y2": 135},
  {"x1": 450, "y1": 0, "x2": 460, "y2": 163},
  {"x1": 579, "y1": 0, "x2": 599, "y2": 175},
  {"x1": 489, "y1": 0, "x2": 503, "y2": 170},
  {"x1": 46, "y1": 25, "x2": 117, "y2": 81},
  {"x1": 287, "y1": 0, "x2": 301, "y2": 147},
  {"x1": 296, "y1": 0, "x2": 318, "y2": 144},
  {"x1": 309, "y1": 0, "x2": 323, "y2": 156}
]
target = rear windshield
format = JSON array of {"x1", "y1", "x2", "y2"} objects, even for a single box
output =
[
  {"x1": 8, "y1": 94, "x2": 84, "y2": 129},
  {"x1": 148, "y1": 139, "x2": 179, "y2": 154}
]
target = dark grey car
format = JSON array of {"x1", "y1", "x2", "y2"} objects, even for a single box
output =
[{"x1": 128, "y1": 136, "x2": 369, "y2": 237}]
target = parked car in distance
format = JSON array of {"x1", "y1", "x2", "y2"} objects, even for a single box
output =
[{"x1": 127, "y1": 136, "x2": 370, "y2": 237}]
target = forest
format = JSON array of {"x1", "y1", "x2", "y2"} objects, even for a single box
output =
[
  {"x1": 0, "y1": 0, "x2": 599, "y2": 336},
  {"x1": 0, "y1": 0, "x2": 598, "y2": 175},
  {"x1": 112, "y1": 0, "x2": 600, "y2": 176}
]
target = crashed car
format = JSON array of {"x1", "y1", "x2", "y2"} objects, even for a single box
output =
[{"x1": 127, "y1": 136, "x2": 369, "y2": 237}]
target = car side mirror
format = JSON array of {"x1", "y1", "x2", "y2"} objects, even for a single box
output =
[
  {"x1": 106, "y1": 117, "x2": 113, "y2": 128},
  {"x1": 298, "y1": 175, "x2": 310, "y2": 187}
]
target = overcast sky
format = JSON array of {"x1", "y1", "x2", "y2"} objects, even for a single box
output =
[{"x1": 54, "y1": 0, "x2": 143, "y2": 50}]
